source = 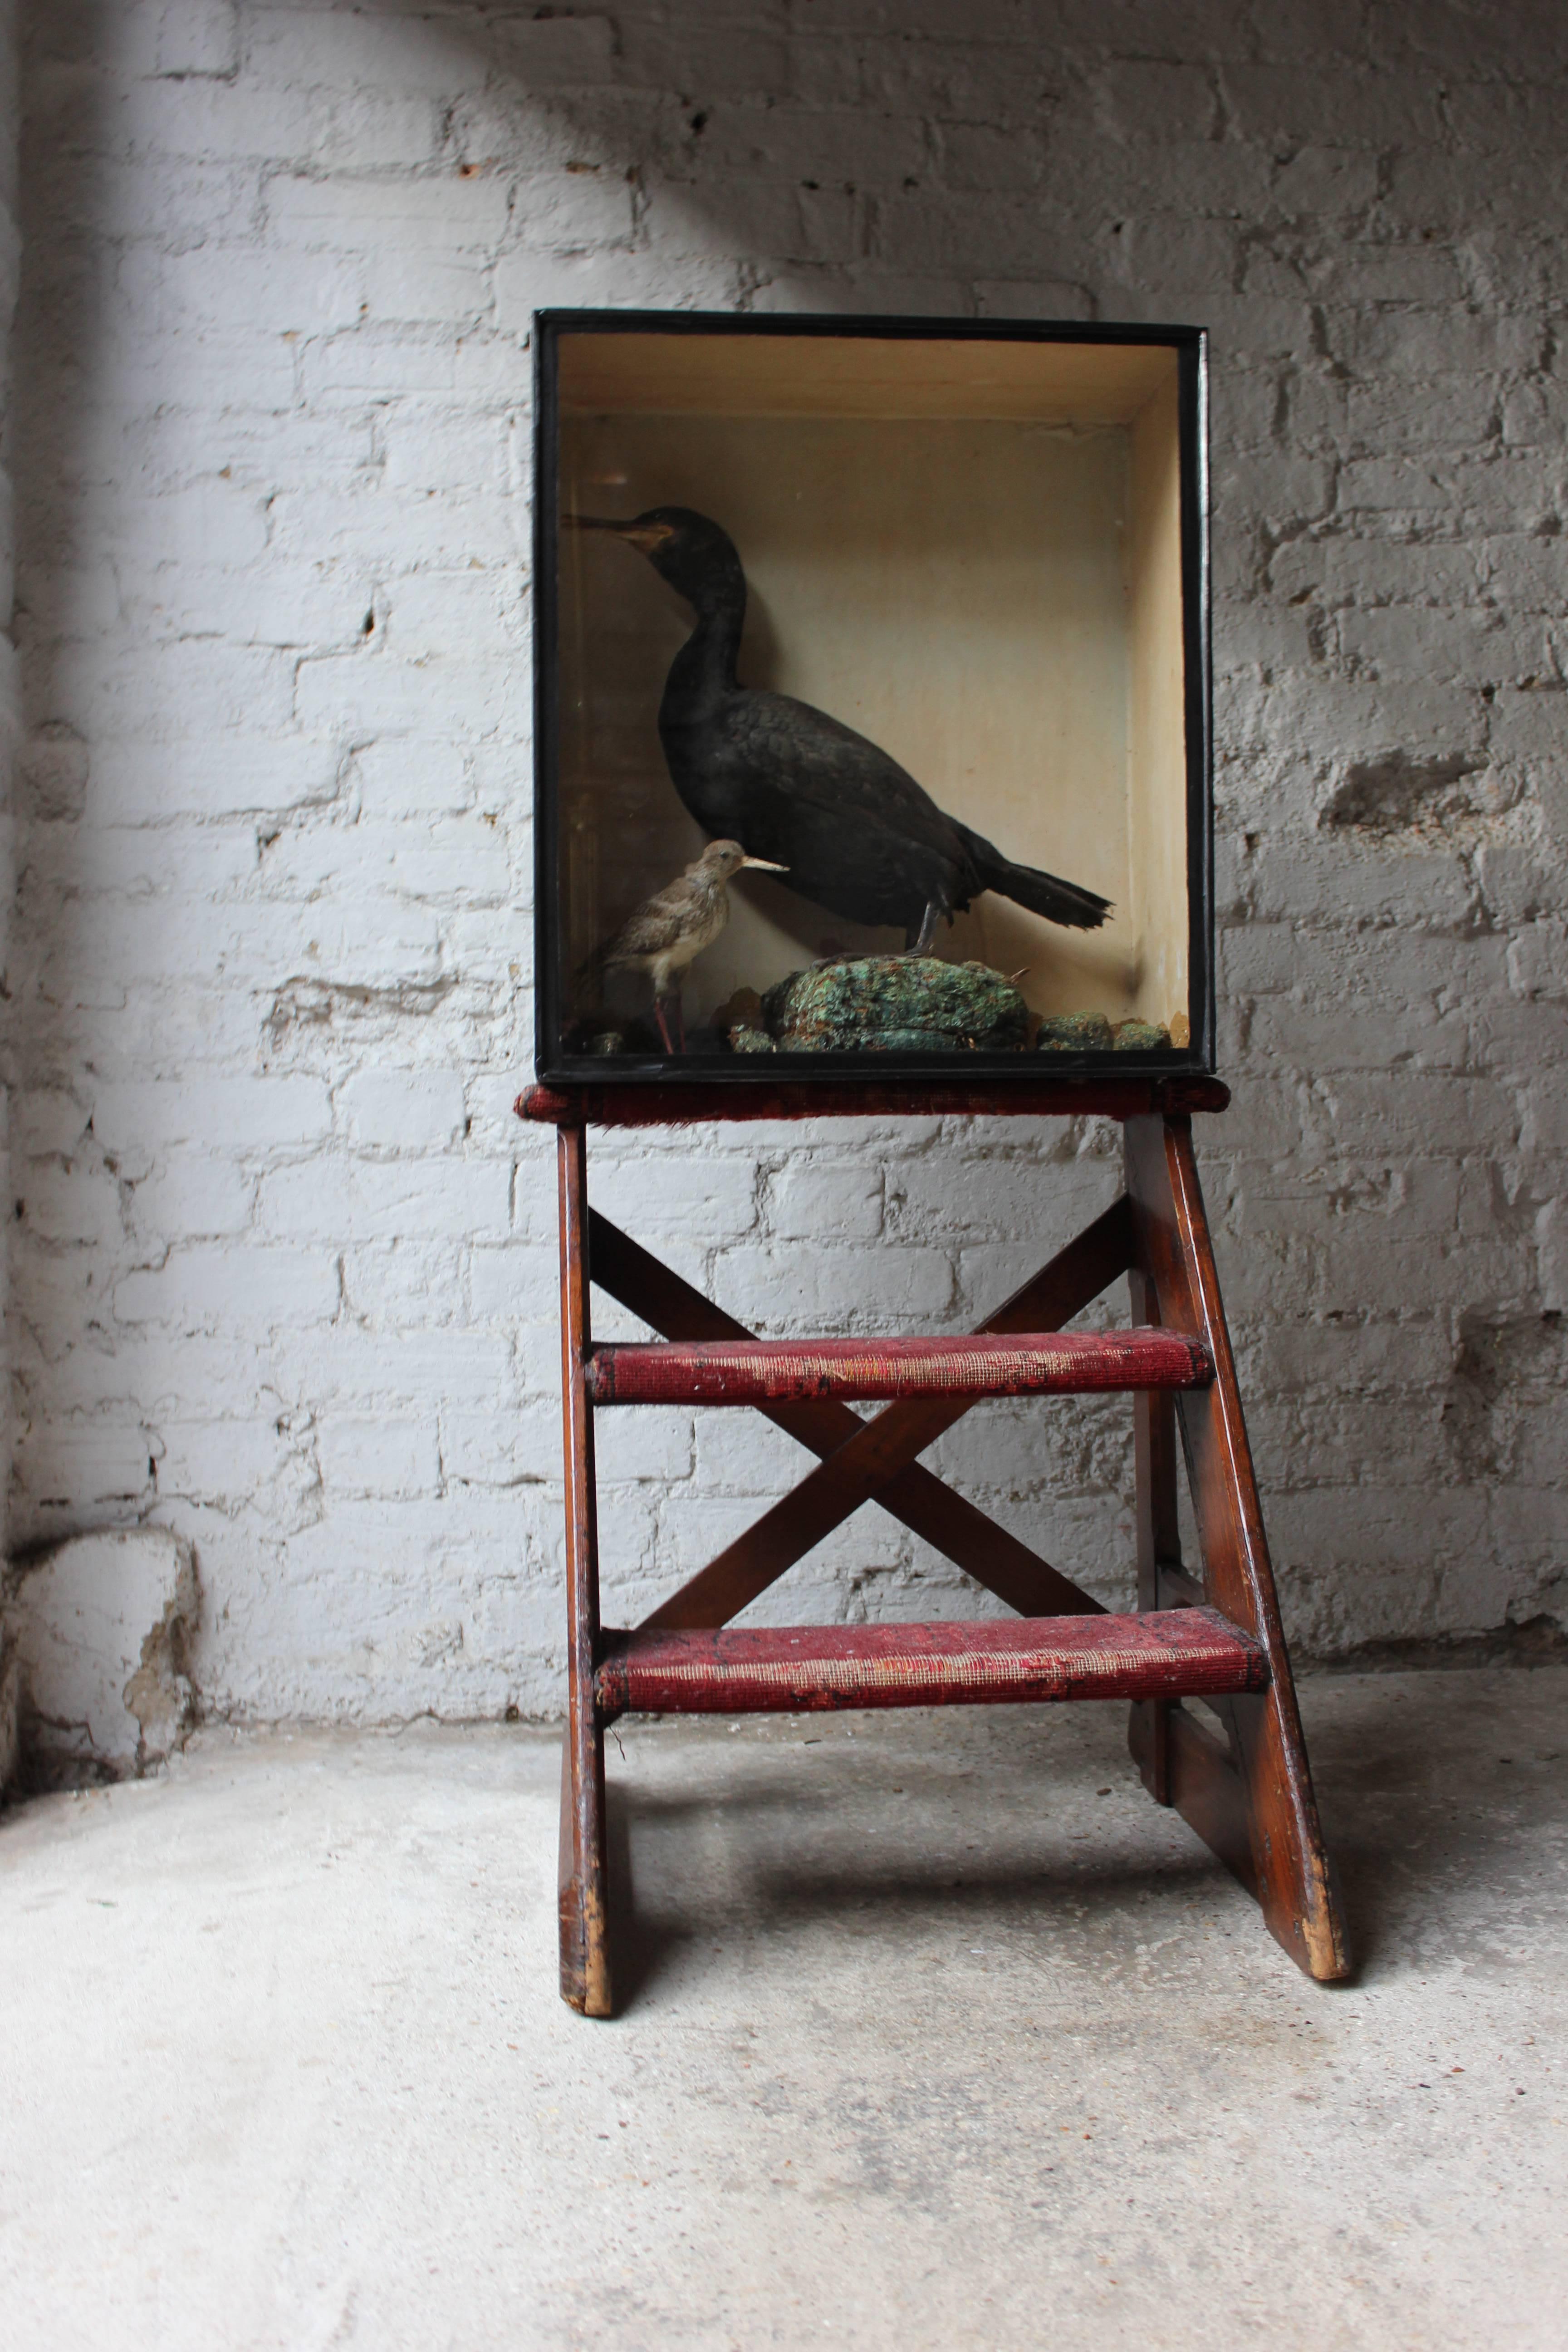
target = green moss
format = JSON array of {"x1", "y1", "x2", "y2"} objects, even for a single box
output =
[
  {"x1": 759, "y1": 957, "x2": 1029, "y2": 1052},
  {"x1": 1035, "y1": 1012, "x2": 1115, "y2": 1052}
]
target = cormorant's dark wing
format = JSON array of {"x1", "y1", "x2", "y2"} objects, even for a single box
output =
[{"x1": 720, "y1": 691, "x2": 975, "y2": 870}]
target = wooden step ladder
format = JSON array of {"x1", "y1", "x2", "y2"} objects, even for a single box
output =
[{"x1": 519, "y1": 1076, "x2": 1350, "y2": 2016}]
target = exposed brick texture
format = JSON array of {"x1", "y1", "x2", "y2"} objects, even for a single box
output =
[{"x1": 6, "y1": 0, "x2": 1566, "y2": 1721}]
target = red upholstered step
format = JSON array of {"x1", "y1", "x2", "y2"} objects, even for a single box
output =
[
  {"x1": 594, "y1": 1607, "x2": 1266, "y2": 1717},
  {"x1": 584, "y1": 1329, "x2": 1210, "y2": 1406}
]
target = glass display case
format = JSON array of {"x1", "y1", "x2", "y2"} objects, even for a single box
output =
[{"x1": 533, "y1": 312, "x2": 1211, "y2": 1083}]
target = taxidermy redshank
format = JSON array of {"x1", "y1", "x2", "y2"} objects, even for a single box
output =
[
  {"x1": 581, "y1": 836, "x2": 785, "y2": 1052},
  {"x1": 572, "y1": 506, "x2": 1112, "y2": 954}
]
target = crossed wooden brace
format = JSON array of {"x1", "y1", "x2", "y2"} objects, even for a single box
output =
[{"x1": 588, "y1": 1194, "x2": 1137, "y2": 1634}]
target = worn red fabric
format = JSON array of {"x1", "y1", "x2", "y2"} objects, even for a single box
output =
[
  {"x1": 595, "y1": 1607, "x2": 1266, "y2": 1716},
  {"x1": 586, "y1": 1329, "x2": 1210, "y2": 1404}
]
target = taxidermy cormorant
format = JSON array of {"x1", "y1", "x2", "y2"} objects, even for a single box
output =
[
  {"x1": 572, "y1": 506, "x2": 1112, "y2": 953},
  {"x1": 579, "y1": 837, "x2": 786, "y2": 1053}
]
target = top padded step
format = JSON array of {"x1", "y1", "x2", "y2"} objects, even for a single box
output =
[{"x1": 585, "y1": 1329, "x2": 1210, "y2": 1406}]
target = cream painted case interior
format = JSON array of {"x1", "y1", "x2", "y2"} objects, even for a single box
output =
[{"x1": 552, "y1": 329, "x2": 1196, "y2": 1054}]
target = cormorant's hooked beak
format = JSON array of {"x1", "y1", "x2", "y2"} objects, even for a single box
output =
[
  {"x1": 738, "y1": 856, "x2": 787, "y2": 872},
  {"x1": 567, "y1": 514, "x2": 677, "y2": 557}
]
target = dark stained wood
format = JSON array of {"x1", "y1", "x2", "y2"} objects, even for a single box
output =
[
  {"x1": 538, "y1": 1086, "x2": 1345, "y2": 2016},
  {"x1": 638, "y1": 1198, "x2": 1135, "y2": 1632},
  {"x1": 1157, "y1": 1561, "x2": 1207, "y2": 1612},
  {"x1": 556, "y1": 1122, "x2": 612, "y2": 2017},
  {"x1": 597, "y1": 1608, "x2": 1267, "y2": 1718},
  {"x1": 1129, "y1": 1265, "x2": 1182, "y2": 1804},
  {"x1": 1129, "y1": 1696, "x2": 1258, "y2": 1898},
  {"x1": 518, "y1": 1075, "x2": 1230, "y2": 1128},
  {"x1": 1125, "y1": 1113, "x2": 1351, "y2": 1983},
  {"x1": 588, "y1": 1206, "x2": 1113, "y2": 1621},
  {"x1": 586, "y1": 1328, "x2": 1211, "y2": 1406}
]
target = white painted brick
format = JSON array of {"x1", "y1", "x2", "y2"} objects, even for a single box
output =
[
  {"x1": 714, "y1": 1245, "x2": 954, "y2": 1329},
  {"x1": 440, "y1": 1400, "x2": 559, "y2": 1488},
  {"x1": 155, "y1": 1417, "x2": 292, "y2": 1505},
  {"x1": 20, "y1": 1166, "x2": 124, "y2": 1250},
  {"x1": 9, "y1": 0, "x2": 1565, "y2": 1731},
  {"x1": 245, "y1": 9, "x2": 478, "y2": 99},
  {"x1": 283, "y1": 1328, "x2": 514, "y2": 1413},
  {"x1": 18, "y1": 1091, "x2": 92, "y2": 1161},
  {"x1": 126, "y1": 1153, "x2": 255, "y2": 1243},
  {"x1": 593, "y1": 1409, "x2": 696, "y2": 1486},
  {"x1": 127, "y1": 72, "x2": 325, "y2": 161},
  {"x1": 98, "y1": 478, "x2": 271, "y2": 571},
  {"x1": 484, "y1": 15, "x2": 618, "y2": 88},
  {"x1": 293, "y1": 650, "x2": 527, "y2": 741},
  {"x1": 265, "y1": 171, "x2": 511, "y2": 249},
  {"x1": 11, "y1": 1425, "x2": 157, "y2": 1521},
  {"x1": 257, "y1": 1157, "x2": 509, "y2": 1246},
  {"x1": 156, "y1": 0, "x2": 238, "y2": 79},
  {"x1": 492, "y1": 246, "x2": 740, "y2": 327},
  {"x1": 767, "y1": 1158, "x2": 883, "y2": 1242},
  {"x1": 363, "y1": 248, "x2": 490, "y2": 328},
  {"x1": 591, "y1": 1152, "x2": 758, "y2": 1244},
  {"x1": 92, "y1": 1078, "x2": 333, "y2": 1155},
  {"x1": 258, "y1": 814, "x2": 512, "y2": 906},
  {"x1": 318, "y1": 1415, "x2": 441, "y2": 1499},
  {"x1": 380, "y1": 412, "x2": 509, "y2": 493},
  {"x1": 349, "y1": 740, "x2": 471, "y2": 820},
  {"x1": 113, "y1": 1245, "x2": 339, "y2": 1333},
  {"x1": 337, "y1": 1070, "x2": 467, "y2": 1151},
  {"x1": 320, "y1": 96, "x2": 442, "y2": 173},
  {"x1": 467, "y1": 1244, "x2": 559, "y2": 1325}
]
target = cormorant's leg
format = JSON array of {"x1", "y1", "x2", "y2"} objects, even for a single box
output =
[{"x1": 906, "y1": 901, "x2": 944, "y2": 956}]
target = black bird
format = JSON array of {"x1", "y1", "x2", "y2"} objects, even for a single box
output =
[{"x1": 572, "y1": 505, "x2": 1111, "y2": 954}]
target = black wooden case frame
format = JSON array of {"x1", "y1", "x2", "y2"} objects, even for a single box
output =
[{"x1": 534, "y1": 310, "x2": 1213, "y2": 1087}]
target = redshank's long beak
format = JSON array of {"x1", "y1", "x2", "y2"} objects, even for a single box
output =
[
  {"x1": 566, "y1": 514, "x2": 676, "y2": 556},
  {"x1": 739, "y1": 857, "x2": 788, "y2": 872}
]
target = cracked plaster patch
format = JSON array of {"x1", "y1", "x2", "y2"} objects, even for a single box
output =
[{"x1": 4, "y1": 1530, "x2": 199, "y2": 1788}]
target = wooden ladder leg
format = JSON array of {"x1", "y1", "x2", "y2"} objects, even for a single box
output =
[
  {"x1": 1125, "y1": 1112, "x2": 1351, "y2": 1983},
  {"x1": 1128, "y1": 1264, "x2": 1180, "y2": 1806},
  {"x1": 557, "y1": 1120, "x2": 612, "y2": 2017}
]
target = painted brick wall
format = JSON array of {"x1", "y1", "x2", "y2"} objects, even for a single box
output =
[{"x1": 8, "y1": 0, "x2": 1566, "y2": 1721}]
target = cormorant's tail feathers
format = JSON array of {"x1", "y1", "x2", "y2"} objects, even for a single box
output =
[{"x1": 954, "y1": 821, "x2": 1112, "y2": 932}]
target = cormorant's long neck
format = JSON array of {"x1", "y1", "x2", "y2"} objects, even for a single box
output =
[{"x1": 661, "y1": 571, "x2": 745, "y2": 725}]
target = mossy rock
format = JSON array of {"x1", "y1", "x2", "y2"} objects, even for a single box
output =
[
  {"x1": 760, "y1": 957, "x2": 1029, "y2": 1053},
  {"x1": 1036, "y1": 1012, "x2": 1115, "y2": 1052},
  {"x1": 1034, "y1": 1011, "x2": 1173, "y2": 1053}
]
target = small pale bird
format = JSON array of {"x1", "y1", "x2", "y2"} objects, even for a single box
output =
[{"x1": 579, "y1": 838, "x2": 786, "y2": 1053}]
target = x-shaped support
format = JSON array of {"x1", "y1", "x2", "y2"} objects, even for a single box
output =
[{"x1": 587, "y1": 1196, "x2": 1135, "y2": 1632}]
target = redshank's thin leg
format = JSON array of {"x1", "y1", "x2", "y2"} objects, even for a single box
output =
[{"x1": 653, "y1": 995, "x2": 682, "y2": 1054}]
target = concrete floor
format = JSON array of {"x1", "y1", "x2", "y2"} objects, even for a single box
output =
[{"x1": 0, "y1": 1668, "x2": 1563, "y2": 2350}]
